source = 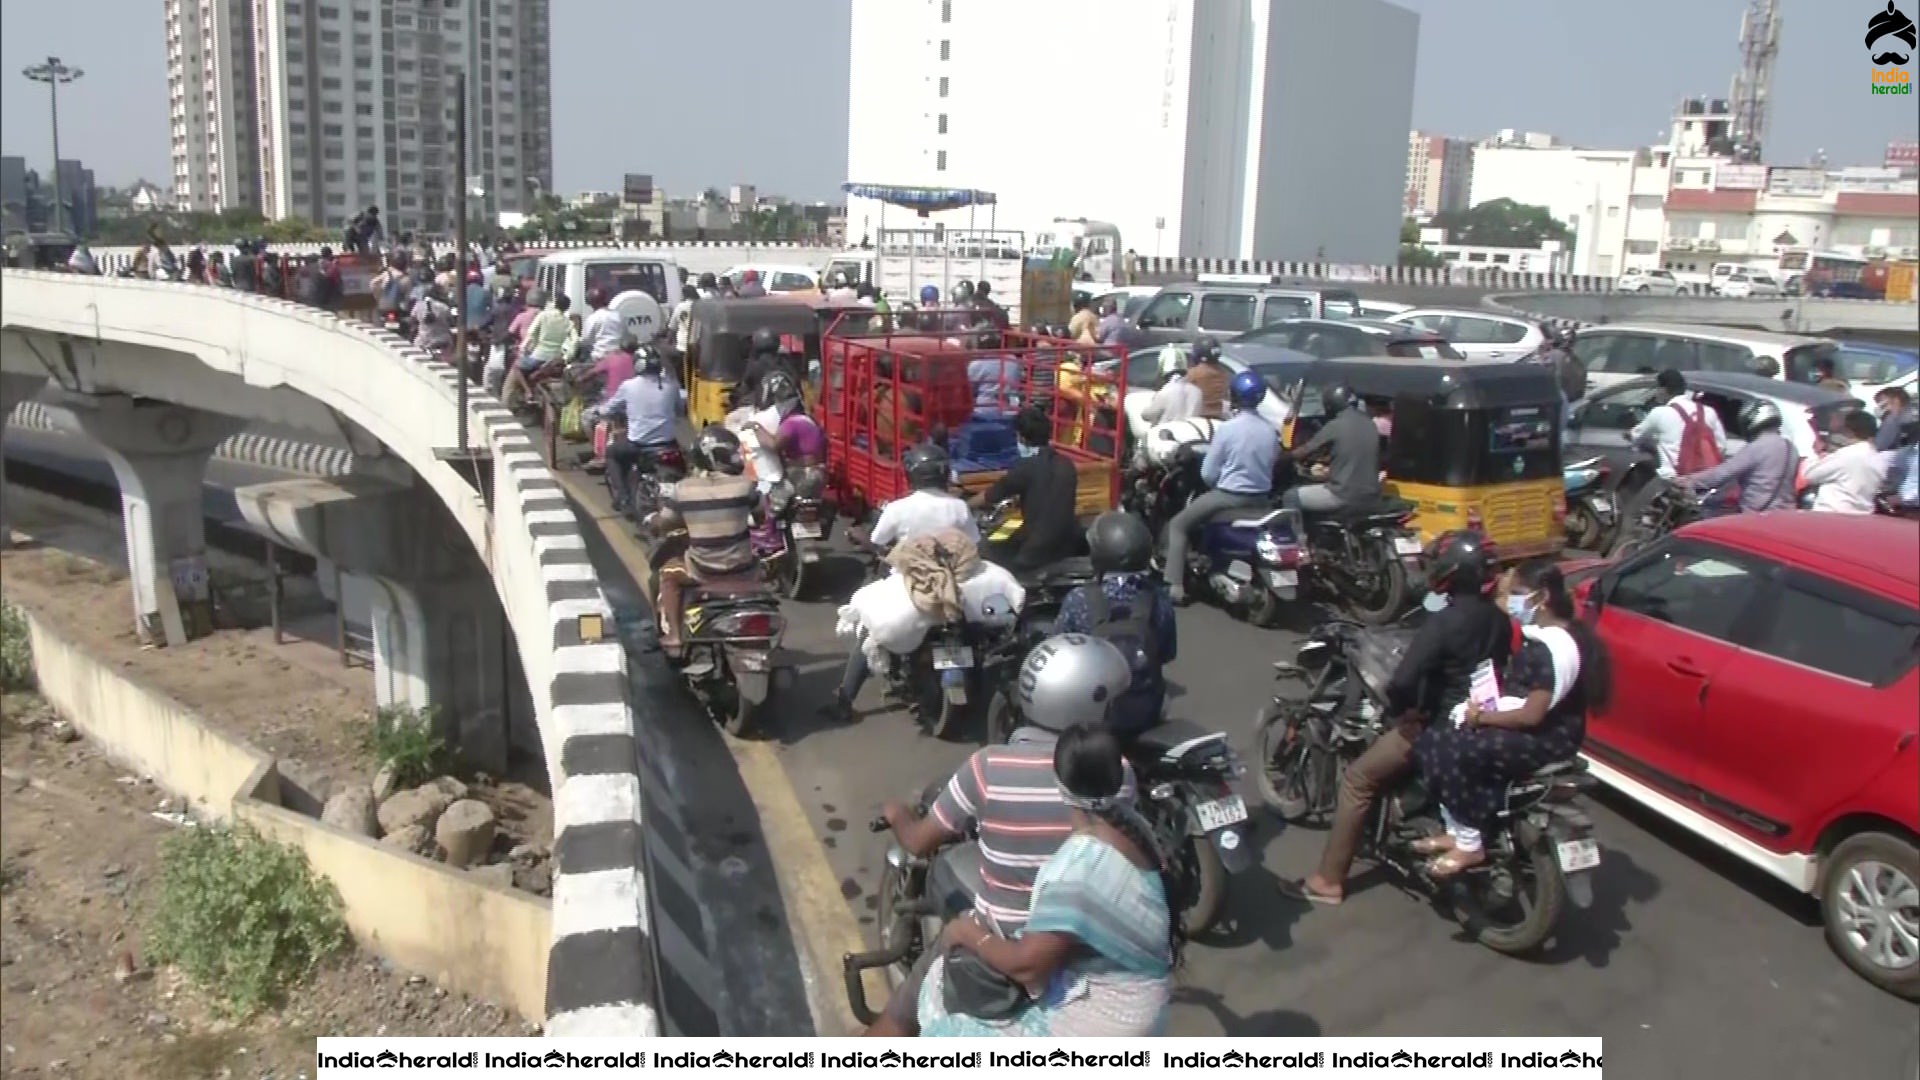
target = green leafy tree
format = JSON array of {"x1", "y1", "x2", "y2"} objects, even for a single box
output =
[{"x1": 1427, "y1": 198, "x2": 1571, "y2": 249}]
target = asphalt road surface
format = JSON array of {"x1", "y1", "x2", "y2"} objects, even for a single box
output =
[{"x1": 10, "y1": 410, "x2": 1918, "y2": 1075}]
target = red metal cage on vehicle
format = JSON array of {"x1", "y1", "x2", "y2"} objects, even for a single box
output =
[{"x1": 819, "y1": 309, "x2": 1126, "y2": 520}]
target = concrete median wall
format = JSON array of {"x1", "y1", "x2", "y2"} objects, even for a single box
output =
[
  {"x1": 14, "y1": 605, "x2": 552, "y2": 1025},
  {"x1": 0, "y1": 271, "x2": 671, "y2": 1036},
  {"x1": 1486, "y1": 291, "x2": 1920, "y2": 341}
]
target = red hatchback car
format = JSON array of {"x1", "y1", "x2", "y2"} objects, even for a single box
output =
[{"x1": 1574, "y1": 512, "x2": 1920, "y2": 997}]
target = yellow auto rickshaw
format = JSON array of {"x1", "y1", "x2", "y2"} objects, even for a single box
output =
[
  {"x1": 1282, "y1": 357, "x2": 1568, "y2": 562},
  {"x1": 681, "y1": 296, "x2": 834, "y2": 426}
]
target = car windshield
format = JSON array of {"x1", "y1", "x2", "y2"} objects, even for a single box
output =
[
  {"x1": 1833, "y1": 346, "x2": 1917, "y2": 385},
  {"x1": 1250, "y1": 362, "x2": 1306, "y2": 397}
]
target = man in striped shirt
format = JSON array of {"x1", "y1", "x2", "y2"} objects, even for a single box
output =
[
  {"x1": 650, "y1": 427, "x2": 761, "y2": 656},
  {"x1": 867, "y1": 635, "x2": 1136, "y2": 1037}
]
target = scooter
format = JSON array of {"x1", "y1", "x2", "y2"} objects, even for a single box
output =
[
  {"x1": 758, "y1": 479, "x2": 834, "y2": 601},
  {"x1": 1562, "y1": 456, "x2": 1617, "y2": 551},
  {"x1": 1126, "y1": 447, "x2": 1303, "y2": 627}
]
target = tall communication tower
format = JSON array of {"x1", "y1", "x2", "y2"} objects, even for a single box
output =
[{"x1": 1728, "y1": 0, "x2": 1781, "y2": 163}]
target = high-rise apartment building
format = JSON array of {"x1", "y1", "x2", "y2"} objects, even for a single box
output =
[
  {"x1": 167, "y1": 0, "x2": 263, "y2": 212},
  {"x1": 165, "y1": 0, "x2": 552, "y2": 236},
  {"x1": 1404, "y1": 131, "x2": 1473, "y2": 217}
]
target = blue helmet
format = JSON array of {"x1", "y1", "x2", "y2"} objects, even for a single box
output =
[
  {"x1": 1229, "y1": 369, "x2": 1266, "y2": 410},
  {"x1": 919, "y1": 284, "x2": 940, "y2": 304}
]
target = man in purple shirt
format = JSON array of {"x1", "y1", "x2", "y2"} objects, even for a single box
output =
[{"x1": 1095, "y1": 298, "x2": 1132, "y2": 347}]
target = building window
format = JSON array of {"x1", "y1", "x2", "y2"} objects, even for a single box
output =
[
  {"x1": 937, "y1": 114, "x2": 948, "y2": 135},
  {"x1": 322, "y1": 77, "x2": 341, "y2": 90},
  {"x1": 324, "y1": 169, "x2": 345, "y2": 182},
  {"x1": 941, "y1": 0, "x2": 952, "y2": 21},
  {"x1": 939, "y1": 39, "x2": 950, "y2": 61},
  {"x1": 936, "y1": 150, "x2": 947, "y2": 172},
  {"x1": 323, "y1": 123, "x2": 343, "y2": 136},
  {"x1": 938, "y1": 75, "x2": 949, "y2": 97},
  {"x1": 356, "y1": 103, "x2": 373, "y2": 115}
]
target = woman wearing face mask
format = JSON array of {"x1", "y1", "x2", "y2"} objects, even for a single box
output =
[{"x1": 1411, "y1": 560, "x2": 1612, "y2": 876}]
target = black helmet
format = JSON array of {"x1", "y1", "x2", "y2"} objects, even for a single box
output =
[
  {"x1": 694, "y1": 426, "x2": 746, "y2": 475},
  {"x1": 902, "y1": 443, "x2": 951, "y2": 490},
  {"x1": 1320, "y1": 384, "x2": 1357, "y2": 414},
  {"x1": 1424, "y1": 530, "x2": 1494, "y2": 596},
  {"x1": 1086, "y1": 511, "x2": 1153, "y2": 574},
  {"x1": 750, "y1": 327, "x2": 780, "y2": 356},
  {"x1": 760, "y1": 369, "x2": 802, "y2": 411},
  {"x1": 1192, "y1": 336, "x2": 1222, "y2": 365}
]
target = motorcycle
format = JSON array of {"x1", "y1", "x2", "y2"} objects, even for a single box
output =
[
  {"x1": 1124, "y1": 719, "x2": 1257, "y2": 937},
  {"x1": 1608, "y1": 477, "x2": 1702, "y2": 560},
  {"x1": 847, "y1": 527, "x2": 999, "y2": 741},
  {"x1": 758, "y1": 478, "x2": 835, "y2": 601},
  {"x1": 1562, "y1": 456, "x2": 1617, "y2": 552},
  {"x1": 842, "y1": 787, "x2": 977, "y2": 1025},
  {"x1": 1254, "y1": 618, "x2": 1601, "y2": 956},
  {"x1": 677, "y1": 583, "x2": 794, "y2": 737},
  {"x1": 1124, "y1": 449, "x2": 1303, "y2": 627}
]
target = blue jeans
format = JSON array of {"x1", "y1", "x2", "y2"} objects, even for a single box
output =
[{"x1": 838, "y1": 648, "x2": 870, "y2": 704}]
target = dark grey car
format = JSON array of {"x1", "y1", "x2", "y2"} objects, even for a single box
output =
[{"x1": 1132, "y1": 282, "x2": 1362, "y2": 348}]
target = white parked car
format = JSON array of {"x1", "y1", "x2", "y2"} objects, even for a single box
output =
[
  {"x1": 720, "y1": 264, "x2": 822, "y2": 293},
  {"x1": 1354, "y1": 298, "x2": 1414, "y2": 319},
  {"x1": 1616, "y1": 268, "x2": 1683, "y2": 295},
  {"x1": 1717, "y1": 268, "x2": 1783, "y2": 299},
  {"x1": 1384, "y1": 308, "x2": 1546, "y2": 362}
]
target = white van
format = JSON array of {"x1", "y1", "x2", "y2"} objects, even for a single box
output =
[
  {"x1": 533, "y1": 248, "x2": 685, "y2": 343},
  {"x1": 721, "y1": 264, "x2": 821, "y2": 293},
  {"x1": 1569, "y1": 322, "x2": 1859, "y2": 395}
]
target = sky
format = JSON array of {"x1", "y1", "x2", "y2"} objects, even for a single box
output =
[{"x1": 1, "y1": 0, "x2": 1915, "y2": 199}]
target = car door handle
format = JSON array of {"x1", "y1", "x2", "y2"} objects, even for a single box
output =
[{"x1": 1666, "y1": 657, "x2": 1707, "y2": 678}]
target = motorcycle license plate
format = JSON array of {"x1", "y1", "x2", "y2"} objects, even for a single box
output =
[
  {"x1": 1227, "y1": 561, "x2": 1254, "y2": 582},
  {"x1": 1556, "y1": 838, "x2": 1601, "y2": 872},
  {"x1": 932, "y1": 646, "x2": 974, "y2": 671},
  {"x1": 1194, "y1": 795, "x2": 1248, "y2": 831},
  {"x1": 656, "y1": 482, "x2": 676, "y2": 501},
  {"x1": 791, "y1": 521, "x2": 823, "y2": 539},
  {"x1": 1265, "y1": 569, "x2": 1298, "y2": 588},
  {"x1": 1590, "y1": 495, "x2": 1614, "y2": 512},
  {"x1": 1392, "y1": 536, "x2": 1423, "y2": 556}
]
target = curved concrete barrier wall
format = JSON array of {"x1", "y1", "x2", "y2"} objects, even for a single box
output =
[
  {"x1": 0, "y1": 271, "x2": 659, "y2": 1036},
  {"x1": 1487, "y1": 291, "x2": 1920, "y2": 340}
]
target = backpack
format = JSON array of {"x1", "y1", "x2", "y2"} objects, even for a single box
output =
[
  {"x1": 1080, "y1": 579, "x2": 1163, "y2": 683},
  {"x1": 1670, "y1": 398, "x2": 1737, "y2": 503}
]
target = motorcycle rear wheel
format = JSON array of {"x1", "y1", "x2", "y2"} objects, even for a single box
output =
[
  {"x1": 1345, "y1": 547, "x2": 1408, "y2": 626},
  {"x1": 723, "y1": 692, "x2": 765, "y2": 737},
  {"x1": 767, "y1": 547, "x2": 806, "y2": 601},
  {"x1": 1256, "y1": 704, "x2": 1331, "y2": 822},
  {"x1": 1564, "y1": 503, "x2": 1603, "y2": 552},
  {"x1": 1459, "y1": 838, "x2": 1567, "y2": 956},
  {"x1": 1178, "y1": 835, "x2": 1229, "y2": 938}
]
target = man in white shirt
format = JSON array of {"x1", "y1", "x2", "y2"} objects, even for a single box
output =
[
  {"x1": 1803, "y1": 411, "x2": 1889, "y2": 514},
  {"x1": 1628, "y1": 369, "x2": 1726, "y2": 479},
  {"x1": 869, "y1": 445, "x2": 979, "y2": 548},
  {"x1": 577, "y1": 288, "x2": 627, "y2": 362},
  {"x1": 1141, "y1": 345, "x2": 1202, "y2": 425}
]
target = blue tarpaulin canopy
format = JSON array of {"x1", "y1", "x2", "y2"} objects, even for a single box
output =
[{"x1": 841, "y1": 183, "x2": 998, "y2": 214}]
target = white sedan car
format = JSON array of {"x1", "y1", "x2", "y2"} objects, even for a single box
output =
[
  {"x1": 1616, "y1": 268, "x2": 1683, "y2": 295},
  {"x1": 1717, "y1": 269, "x2": 1783, "y2": 299},
  {"x1": 1385, "y1": 308, "x2": 1546, "y2": 362}
]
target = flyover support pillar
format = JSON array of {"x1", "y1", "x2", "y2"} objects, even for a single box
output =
[
  {"x1": 0, "y1": 373, "x2": 51, "y2": 550},
  {"x1": 44, "y1": 393, "x2": 244, "y2": 646},
  {"x1": 235, "y1": 477, "x2": 521, "y2": 773}
]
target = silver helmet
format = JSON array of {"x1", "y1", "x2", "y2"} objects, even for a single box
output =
[{"x1": 1016, "y1": 634, "x2": 1133, "y2": 732}]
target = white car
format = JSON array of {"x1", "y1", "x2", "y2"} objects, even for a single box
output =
[
  {"x1": 1616, "y1": 268, "x2": 1683, "y2": 295},
  {"x1": 720, "y1": 264, "x2": 821, "y2": 293},
  {"x1": 1384, "y1": 308, "x2": 1545, "y2": 362},
  {"x1": 1717, "y1": 268, "x2": 1783, "y2": 299},
  {"x1": 1353, "y1": 298, "x2": 1414, "y2": 319},
  {"x1": 1119, "y1": 343, "x2": 1297, "y2": 442}
]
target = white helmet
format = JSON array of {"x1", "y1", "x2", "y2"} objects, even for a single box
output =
[
  {"x1": 1157, "y1": 344, "x2": 1189, "y2": 377},
  {"x1": 1143, "y1": 417, "x2": 1220, "y2": 468},
  {"x1": 1016, "y1": 635, "x2": 1133, "y2": 732}
]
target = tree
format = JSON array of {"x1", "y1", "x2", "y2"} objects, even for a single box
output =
[
  {"x1": 1398, "y1": 243, "x2": 1445, "y2": 269},
  {"x1": 1427, "y1": 198, "x2": 1571, "y2": 249}
]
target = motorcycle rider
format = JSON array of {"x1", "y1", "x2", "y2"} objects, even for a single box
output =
[
  {"x1": 1163, "y1": 371, "x2": 1277, "y2": 606},
  {"x1": 1140, "y1": 345, "x2": 1202, "y2": 426},
  {"x1": 972, "y1": 406, "x2": 1081, "y2": 572},
  {"x1": 817, "y1": 444, "x2": 977, "y2": 725},
  {"x1": 755, "y1": 370, "x2": 826, "y2": 494},
  {"x1": 1679, "y1": 399, "x2": 1800, "y2": 512},
  {"x1": 578, "y1": 287, "x2": 626, "y2": 364},
  {"x1": 1053, "y1": 511, "x2": 1177, "y2": 738},
  {"x1": 1183, "y1": 337, "x2": 1231, "y2": 419},
  {"x1": 603, "y1": 345, "x2": 685, "y2": 515},
  {"x1": 739, "y1": 327, "x2": 795, "y2": 410},
  {"x1": 866, "y1": 634, "x2": 1136, "y2": 1037},
  {"x1": 645, "y1": 426, "x2": 762, "y2": 659},
  {"x1": 1282, "y1": 384, "x2": 1382, "y2": 516},
  {"x1": 1284, "y1": 530, "x2": 1515, "y2": 906}
]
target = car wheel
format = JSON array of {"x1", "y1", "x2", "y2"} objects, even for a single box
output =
[{"x1": 1822, "y1": 832, "x2": 1920, "y2": 999}]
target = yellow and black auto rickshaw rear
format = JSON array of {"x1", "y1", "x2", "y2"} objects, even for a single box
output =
[
  {"x1": 681, "y1": 297, "x2": 829, "y2": 426},
  {"x1": 1284, "y1": 357, "x2": 1567, "y2": 562}
]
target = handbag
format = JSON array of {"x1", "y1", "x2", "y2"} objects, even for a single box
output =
[
  {"x1": 558, "y1": 396, "x2": 586, "y2": 441},
  {"x1": 940, "y1": 945, "x2": 1030, "y2": 1020}
]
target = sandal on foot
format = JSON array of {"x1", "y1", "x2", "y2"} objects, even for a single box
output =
[{"x1": 1278, "y1": 878, "x2": 1344, "y2": 906}]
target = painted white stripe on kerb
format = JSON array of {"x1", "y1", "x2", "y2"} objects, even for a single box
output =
[
  {"x1": 551, "y1": 866, "x2": 650, "y2": 938},
  {"x1": 543, "y1": 563, "x2": 600, "y2": 584},
  {"x1": 554, "y1": 641, "x2": 627, "y2": 676},
  {"x1": 526, "y1": 509, "x2": 580, "y2": 527},
  {"x1": 551, "y1": 701, "x2": 634, "y2": 743},
  {"x1": 551, "y1": 596, "x2": 616, "y2": 626},
  {"x1": 554, "y1": 772, "x2": 643, "y2": 834},
  {"x1": 545, "y1": 1004, "x2": 660, "y2": 1038}
]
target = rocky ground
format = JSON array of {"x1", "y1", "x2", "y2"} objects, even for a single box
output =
[
  {"x1": 1, "y1": 692, "x2": 536, "y2": 1080},
  {"x1": 0, "y1": 498, "x2": 554, "y2": 893}
]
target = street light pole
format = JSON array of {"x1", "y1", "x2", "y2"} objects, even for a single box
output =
[
  {"x1": 453, "y1": 68, "x2": 470, "y2": 453},
  {"x1": 22, "y1": 57, "x2": 83, "y2": 236}
]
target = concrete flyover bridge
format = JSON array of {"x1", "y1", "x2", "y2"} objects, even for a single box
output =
[{"x1": 0, "y1": 271, "x2": 693, "y2": 1036}]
